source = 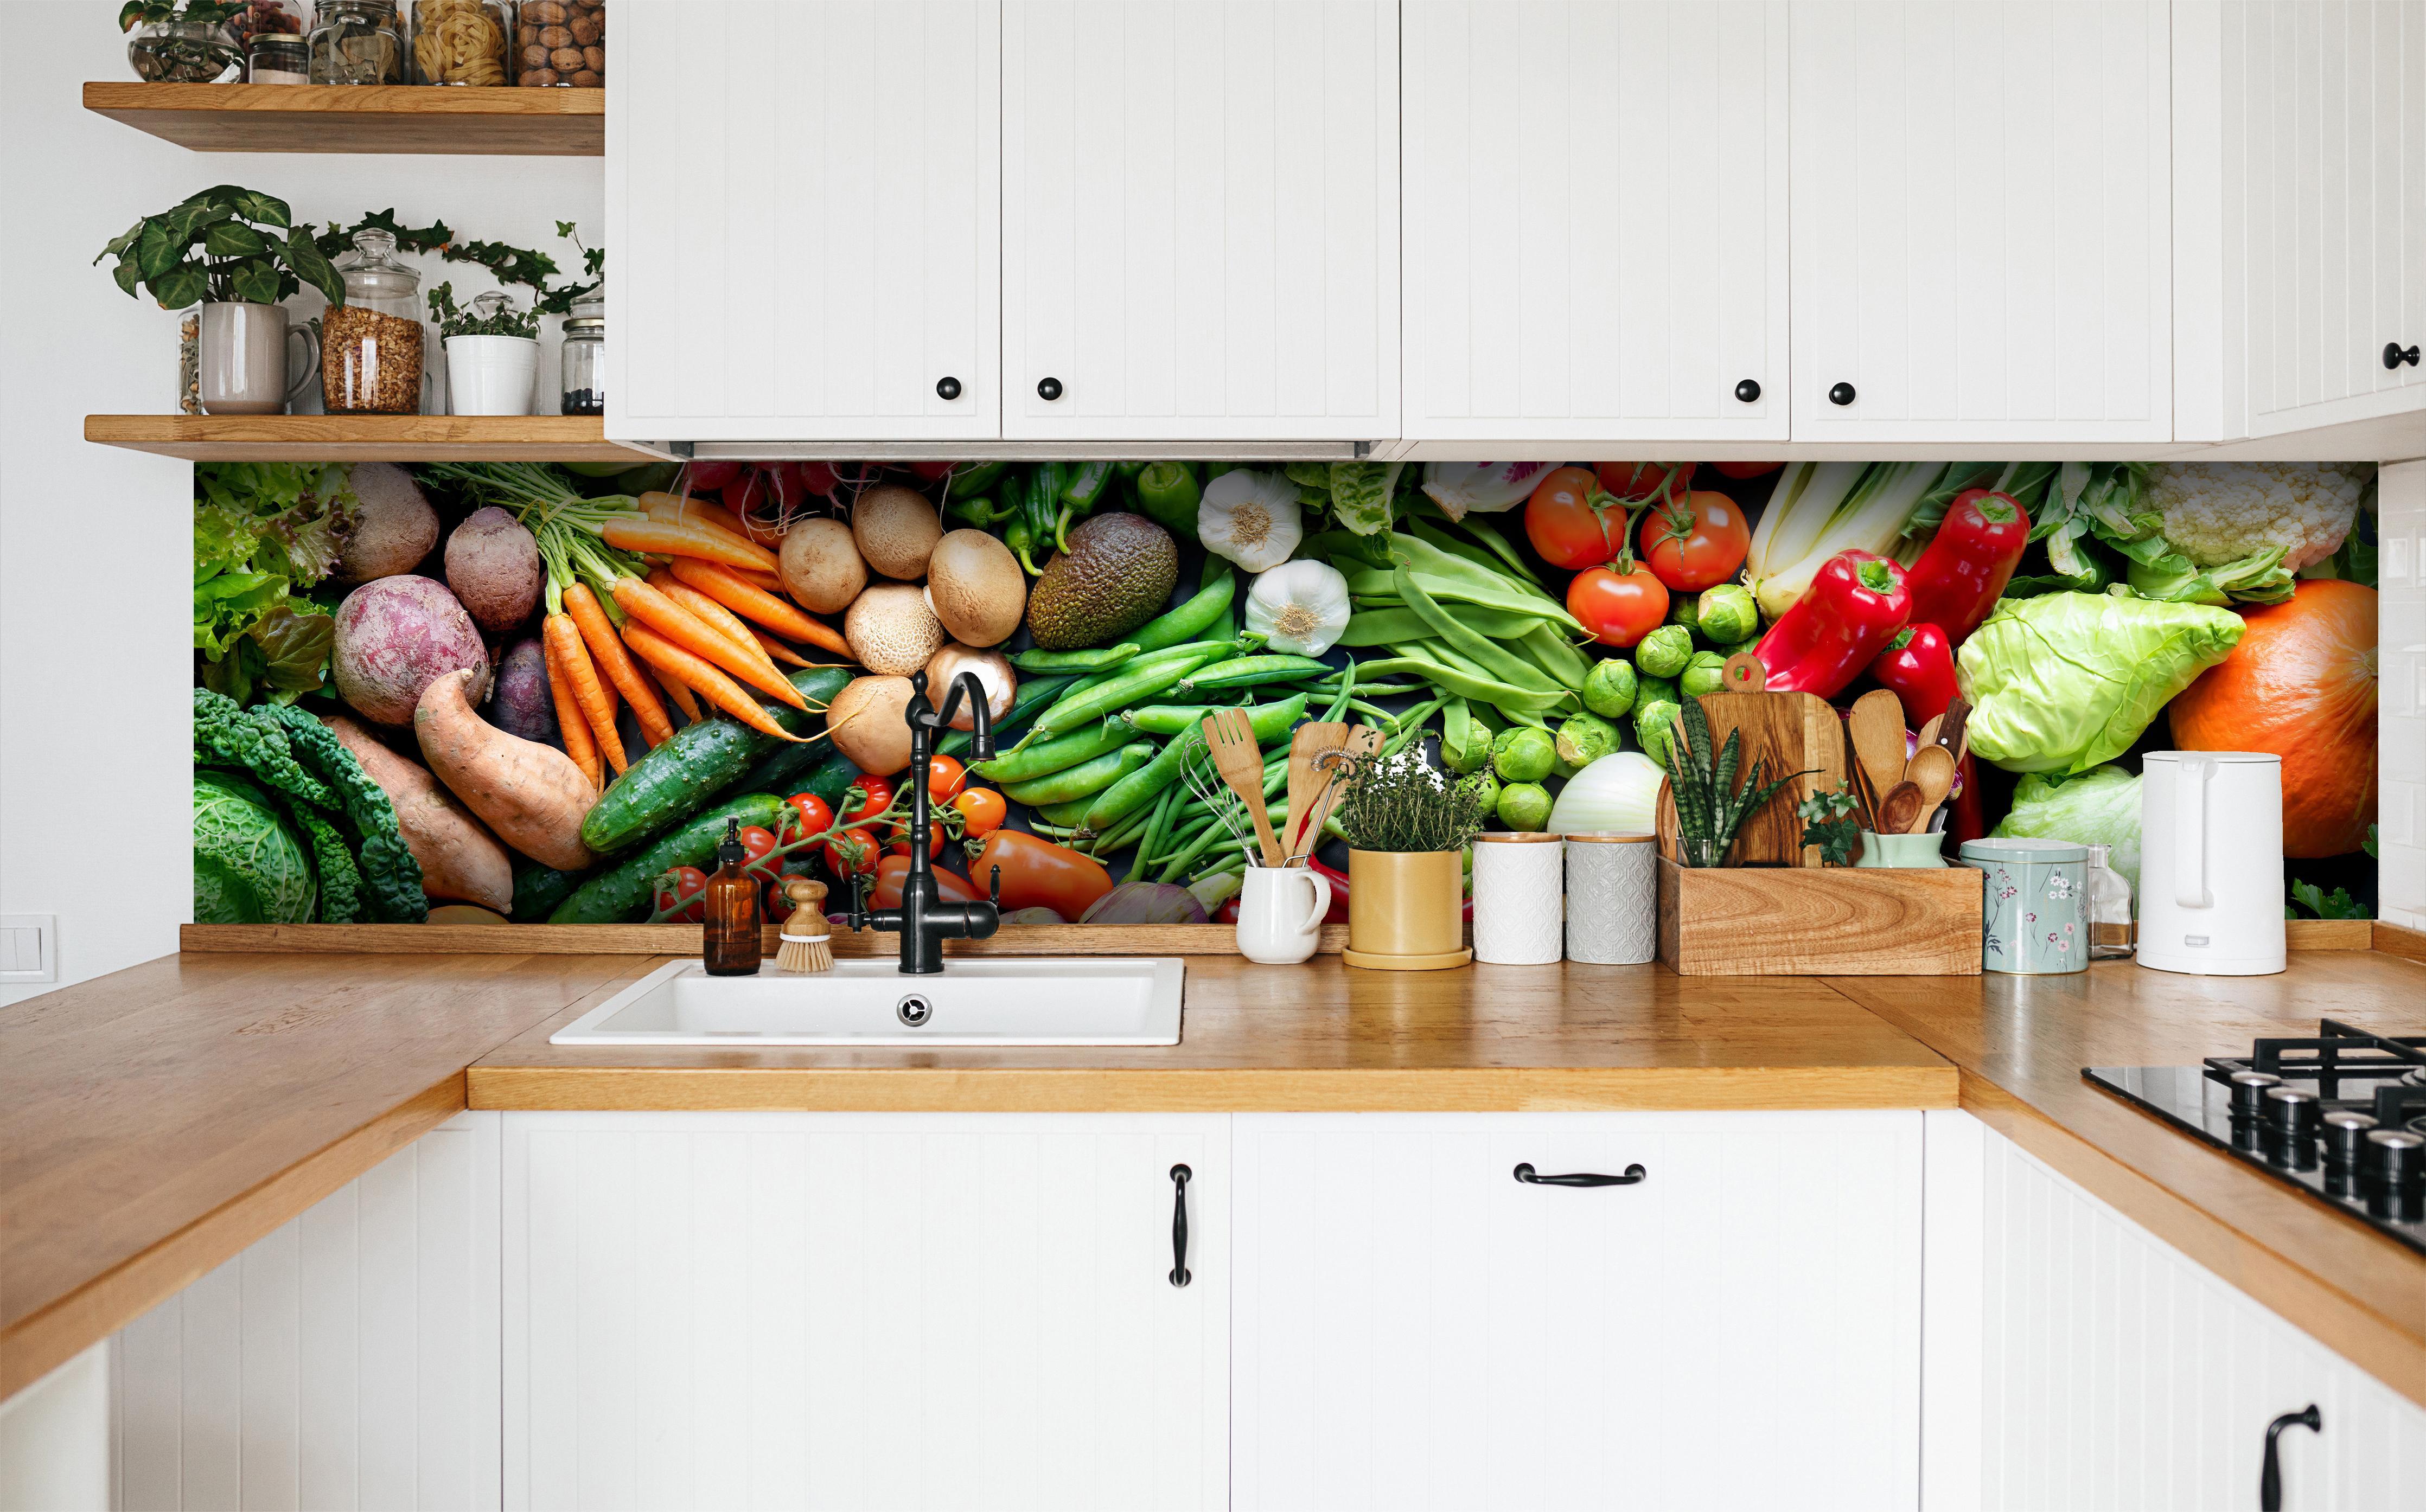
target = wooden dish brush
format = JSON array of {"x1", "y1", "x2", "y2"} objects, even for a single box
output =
[{"x1": 775, "y1": 878, "x2": 833, "y2": 973}]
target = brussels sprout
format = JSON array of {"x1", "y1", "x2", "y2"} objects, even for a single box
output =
[
  {"x1": 1554, "y1": 710, "x2": 1619, "y2": 767},
  {"x1": 1491, "y1": 725, "x2": 1556, "y2": 784},
  {"x1": 1437, "y1": 722, "x2": 1490, "y2": 774},
  {"x1": 1464, "y1": 769, "x2": 1503, "y2": 815},
  {"x1": 1696, "y1": 584, "x2": 1758, "y2": 645},
  {"x1": 1636, "y1": 672, "x2": 1678, "y2": 710},
  {"x1": 1665, "y1": 591, "x2": 1701, "y2": 629},
  {"x1": 1581, "y1": 658, "x2": 1638, "y2": 718},
  {"x1": 1635, "y1": 623, "x2": 1694, "y2": 679},
  {"x1": 1635, "y1": 698, "x2": 1682, "y2": 767},
  {"x1": 1496, "y1": 781, "x2": 1554, "y2": 833},
  {"x1": 1680, "y1": 650, "x2": 1729, "y2": 700}
]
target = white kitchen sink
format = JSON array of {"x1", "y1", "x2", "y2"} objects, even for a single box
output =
[{"x1": 549, "y1": 957, "x2": 1185, "y2": 1047}]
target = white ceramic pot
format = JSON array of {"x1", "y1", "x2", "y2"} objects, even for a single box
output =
[
  {"x1": 1470, "y1": 832, "x2": 1563, "y2": 965},
  {"x1": 444, "y1": 334, "x2": 540, "y2": 416},
  {"x1": 1562, "y1": 832, "x2": 1657, "y2": 965},
  {"x1": 197, "y1": 301, "x2": 315, "y2": 415}
]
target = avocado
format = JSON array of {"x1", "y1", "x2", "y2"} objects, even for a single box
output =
[{"x1": 1024, "y1": 512, "x2": 1179, "y2": 650}]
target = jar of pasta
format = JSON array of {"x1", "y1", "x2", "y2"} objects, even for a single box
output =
[
  {"x1": 413, "y1": 0, "x2": 511, "y2": 84},
  {"x1": 515, "y1": 0, "x2": 601, "y2": 87},
  {"x1": 322, "y1": 228, "x2": 425, "y2": 415}
]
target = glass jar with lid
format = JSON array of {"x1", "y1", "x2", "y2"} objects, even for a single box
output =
[
  {"x1": 559, "y1": 283, "x2": 604, "y2": 414},
  {"x1": 309, "y1": 0, "x2": 407, "y2": 84},
  {"x1": 247, "y1": 31, "x2": 310, "y2": 82},
  {"x1": 516, "y1": 0, "x2": 603, "y2": 86},
  {"x1": 412, "y1": 0, "x2": 512, "y2": 84},
  {"x1": 227, "y1": 0, "x2": 309, "y2": 56},
  {"x1": 322, "y1": 228, "x2": 424, "y2": 415}
]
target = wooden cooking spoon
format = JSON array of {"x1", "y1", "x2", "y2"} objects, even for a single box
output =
[
  {"x1": 1847, "y1": 690, "x2": 1908, "y2": 805},
  {"x1": 1901, "y1": 744, "x2": 1957, "y2": 832},
  {"x1": 1876, "y1": 781, "x2": 1925, "y2": 837}
]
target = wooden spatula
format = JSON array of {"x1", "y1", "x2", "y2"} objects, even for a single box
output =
[
  {"x1": 1848, "y1": 690, "x2": 1908, "y2": 805},
  {"x1": 1915, "y1": 714, "x2": 1943, "y2": 753},
  {"x1": 1901, "y1": 744, "x2": 1957, "y2": 832},
  {"x1": 1203, "y1": 708, "x2": 1284, "y2": 867},
  {"x1": 1290, "y1": 723, "x2": 1379, "y2": 864},
  {"x1": 1280, "y1": 721, "x2": 1348, "y2": 860}
]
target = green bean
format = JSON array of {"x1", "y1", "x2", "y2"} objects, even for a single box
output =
[
  {"x1": 1362, "y1": 649, "x2": 1574, "y2": 714},
  {"x1": 1177, "y1": 655, "x2": 1334, "y2": 694},
  {"x1": 1022, "y1": 644, "x2": 1235, "y2": 742},
  {"x1": 1130, "y1": 568, "x2": 1236, "y2": 654},
  {"x1": 1521, "y1": 623, "x2": 1592, "y2": 691},
  {"x1": 1134, "y1": 782, "x2": 1183, "y2": 868},
  {"x1": 972, "y1": 720, "x2": 1137, "y2": 784},
  {"x1": 1122, "y1": 693, "x2": 1308, "y2": 743},
  {"x1": 940, "y1": 674, "x2": 1071, "y2": 759},
  {"x1": 1338, "y1": 605, "x2": 1543, "y2": 647},
  {"x1": 1394, "y1": 559, "x2": 1565, "y2": 695},
  {"x1": 1084, "y1": 803, "x2": 1154, "y2": 857},
  {"x1": 1000, "y1": 742, "x2": 1154, "y2": 807},
  {"x1": 1406, "y1": 517, "x2": 1520, "y2": 580},
  {"x1": 1444, "y1": 510, "x2": 1548, "y2": 590},
  {"x1": 1010, "y1": 643, "x2": 1139, "y2": 674},
  {"x1": 1157, "y1": 812, "x2": 1244, "y2": 882}
]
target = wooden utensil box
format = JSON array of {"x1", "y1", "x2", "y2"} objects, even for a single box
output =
[{"x1": 1655, "y1": 857, "x2": 1983, "y2": 976}]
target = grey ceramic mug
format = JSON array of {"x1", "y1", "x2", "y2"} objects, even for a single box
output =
[{"x1": 199, "y1": 301, "x2": 316, "y2": 415}]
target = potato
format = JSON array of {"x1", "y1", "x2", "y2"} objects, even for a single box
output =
[
  {"x1": 320, "y1": 713, "x2": 514, "y2": 913},
  {"x1": 489, "y1": 636, "x2": 556, "y2": 744},
  {"x1": 444, "y1": 507, "x2": 541, "y2": 633},
  {"x1": 335, "y1": 462, "x2": 439, "y2": 584},
  {"x1": 333, "y1": 575, "x2": 489, "y2": 726}
]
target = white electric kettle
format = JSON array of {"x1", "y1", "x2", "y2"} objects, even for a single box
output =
[{"x1": 2136, "y1": 751, "x2": 2285, "y2": 976}]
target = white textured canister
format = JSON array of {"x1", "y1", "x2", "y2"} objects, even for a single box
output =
[
  {"x1": 1470, "y1": 833, "x2": 1565, "y2": 965},
  {"x1": 1563, "y1": 832, "x2": 1658, "y2": 964}
]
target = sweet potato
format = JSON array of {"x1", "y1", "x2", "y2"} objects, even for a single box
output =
[
  {"x1": 320, "y1": 712, "x2": 515, "y2": 913},
  {"x1": 413, "y1": 668, "x2": 596, "y2": 872}
]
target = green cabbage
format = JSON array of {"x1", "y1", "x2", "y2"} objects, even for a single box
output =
[
  {"x1": 1957, "y1": 592, "x2": 2243, "y2": 773},
  {"x1": 194, "y1": 771, "x2": 315, "y2": 923},
  {"x1": 1990, "y1": 765, "x2": 2142, "y2": 894}
]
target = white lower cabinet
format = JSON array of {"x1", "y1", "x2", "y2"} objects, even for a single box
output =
[
  {"x1": 500, "y1": 1113, "x2": 1227, "y2": 1512},
  {"x1": 1229, "y1": 1111, "x2": 1926, "y2": 1511}
]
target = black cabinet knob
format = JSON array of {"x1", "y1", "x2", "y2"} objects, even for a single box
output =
[
  {"x1": 2387, "y1": 342, "x2": 2421, "y2": 369},
  {"x1": 1828, "y1": 381, "x2": 1857, "y2": 406},
  {"x1": 1734, "y1": 379, "x2": 1761, "y2": 403},
  {"x1": 935, "y1": 375, "x2": 962, "y2": 400},
  {"x1": 1037, "y1": 376, "x2": 1063, "y2": 401}
]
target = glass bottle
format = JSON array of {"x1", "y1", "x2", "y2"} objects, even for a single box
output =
[
  {"x1": 412, "y1": 0, "x2": 513, "y2": 84},
  {"x1": 309, "y1": 0, "x2": 407, "y2": 84},
  {"x1": 322, "y1": 228, "x2": 424, "y2": 415},
  {"x1": 127, "y1": 18, "x2": 243, "y2": 81},
  {"x1": 2085, "y1": 843, "x2": 2135, "y2": 958},
  {"x1": 703, "y1": 819, "x2": 763, "y2": 977}
]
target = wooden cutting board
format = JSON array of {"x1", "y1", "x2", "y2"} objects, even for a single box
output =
[{"x1": 1653, "y1": 657, "x2": 1849, "y2": 867}]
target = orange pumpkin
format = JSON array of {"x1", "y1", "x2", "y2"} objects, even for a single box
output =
[{"x1": 2167, "y1": 579, "x2": 2377, "y2": 858}]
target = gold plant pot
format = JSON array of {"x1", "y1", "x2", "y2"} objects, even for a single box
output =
[{"x1": 1343, "y1": 849, "x2": 1471, "y2": 970}]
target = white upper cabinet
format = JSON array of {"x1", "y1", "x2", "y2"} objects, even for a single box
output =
[
  {"x1": 1401, "y1": 1, "x2": 1790, "y2": 444},
  {"x1": 1000, "y1": 0, "x2": 1399, "y2": 442},
  {"x1": 607, "y1": 1, "x2": 1001, "y2": 445},
  {"x1": 2175, "y1": 0, "x2": 2426, "y2": 441},
  {"x1": 1787, "y1": 1, "x2": 2173, "y2": 444}
]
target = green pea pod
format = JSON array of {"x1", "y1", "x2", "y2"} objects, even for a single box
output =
[
  {"x1": 1032, "y1": 798, "x2": 1095, "y2": 828},
  {"x1": 972, "y1": 719, "x2": 1138, "y2": 784},
  {"x1": 1009, "y1": 643, "x2": 1140, "y2": 674},
  {"x1": 1131, "y1": 567, "x2": 1234, "y2": 653},
  {"x1": 1177, "y1": 655, "x2": 1337, "y2": 694},
  {"x1": 1001, "y1": 741, "x2": 1155, "y2": 808},
  {"x1": 1061, "y1": 460, "x2": 1117, "y2": 510},
  {"x1": 940, "y1": 674, "x2": 1071, "y2": 759},
  {"x1": 1392, "y1": 558, "x2": 1565, "y2": 695},
  {"x1": 1121, "y1": 691, "x2": 1306, "y2": 740},
  {"x1": 1083, "y1": 726, "x2": 1204, "y2": 832},
  {"x1": 1023, "y1": 643, "x2": 1235, "y2": 742}
]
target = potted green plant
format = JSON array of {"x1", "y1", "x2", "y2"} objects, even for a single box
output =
[
  {"x1": 1331, "y1": 750, "x2": 1491, "y2": 971},
  {"x1": 120, "y1": 0, "x2": 245, "y2": 80},
  {"x1": 97, "y1": 185, "x2": 343, "y2": 415},
  {"x1": 429, "y1": 285, "x2": 541, "y2": 416}
]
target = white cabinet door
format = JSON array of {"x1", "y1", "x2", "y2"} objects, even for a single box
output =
[
  {"x1": 1401, "y1": 1, "x2": 1789, "y2": 443},
  {"x1": 1000, "y1": 0, "x2": 1398, "y2": 442},
  {"x1": 1788, "y1": 1, "x2": 2173, "y2": 444},
  {"x1": 503, "y1": 1113, "x2": 1227, "y2": 1512},
  {"x1": 1230, "y1": 1111, "x2": 1923, "y2": 1512},
  {"x1": 2175, "y1": 0, "x2": 2426, "y2": 440},
  {"x1": 608, "y1": 1, "x2": 1000, "y2": 444}
]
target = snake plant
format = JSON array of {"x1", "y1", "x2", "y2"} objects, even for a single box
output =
[{"x1": 1663, "y1": 696, "x2": 1806, "y2": 867}]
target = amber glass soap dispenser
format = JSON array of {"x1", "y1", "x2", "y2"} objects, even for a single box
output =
[{"x1": 703, "y1": 818, "x2": 762, "y2": 976}]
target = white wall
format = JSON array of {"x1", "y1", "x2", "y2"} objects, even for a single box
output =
[
  {"x1": 0, "y1": 3, "x2": 602, "y2": 1004},
  {"x1": 2382, "y1": 458, "x2": 2426, "y2": 931}
]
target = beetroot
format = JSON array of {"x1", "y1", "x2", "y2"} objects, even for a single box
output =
[
  {"x1": 333, "y1": 575, "x2": 488, "y2": 726},
  {"x1": 490, "y1": 636, "x2": 557, "y2": 744},
  {"x1": 444, "y1": 507, "x2": 542, "y2": 633}
]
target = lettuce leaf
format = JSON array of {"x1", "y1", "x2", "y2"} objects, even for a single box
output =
[
  {"x1": 1328, "y1": 460, "x2": 1406, "y2": 537},
  {"x1": 1957, "y1": 592, "x2": 2244, "y2": 773}
]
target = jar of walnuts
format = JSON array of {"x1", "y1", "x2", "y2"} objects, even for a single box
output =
[
  {"x1": 412, "y1": 0, "x2": 512, "y2": 84},
  {"x1": 516, "y1": 0, "x2": 602, "y2": 87}
]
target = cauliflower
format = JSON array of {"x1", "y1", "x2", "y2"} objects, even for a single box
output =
[{"x1": 2140, "y1": 462, "x2": 2372, "y2": 572}]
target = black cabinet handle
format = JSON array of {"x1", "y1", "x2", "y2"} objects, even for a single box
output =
[
  {"x1": 1167, "y1": 1163, "x2": 1191, "y2": 1287},
  {"x1": 1037, "y1": 376, "x2": 1064, "y2": 401},
  {"x1": 1513, "y1": 1162, "x2": 1646, "y2": 1187},
  {"x1": 2259, "y1": 1404, "x2": 2320, "y2": 1511},
  {"x1": 935, "y1": 375, "x2": 962, "y2": 400},
  {"x1": 1828, "y1": 381, "x2": 1857, "y2": 406},
  {"x1": 1734, "y1": 378, "x2": 1761, "y2": 403},
  {"x1": 2387, "y1": 342, "x2": 2421, "y2": 370}
]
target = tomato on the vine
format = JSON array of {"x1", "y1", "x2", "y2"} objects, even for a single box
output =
[
  {"x1": 952, "y1": 787, "x2": 1007, "y2": 838},
  {"x1": 1709, "y1": 460, "x2": 1785, "y2": 480},
  {"x1": 735, "y1": 825, "x2": 781, "y2": 877},
  {"x1": 839, "y1": 774, "x2": 893, "y2": 825},
  {"x1": 1637, "y1": 489, "x2": 1752, "y2": 592},
  {"x1": 887, "y1": 821, "x2": 948, "y2": 861},
  {"x1": 925, "y1": 754, "x2": 967, "y2": 804},
  {"x1": 764, "y1": 870, "x2": 809, "y2": 920},
  {"x1": 1568, "y1": 562, "x2": 1671, "y2": 648},
  {"x1": 823, "y1": 825, "x2": 884, "y2": 877},
  {"x1": 1595, "y1": 461, "x2": 1697, "y2": 503},
  {"x1": 654, "y1": 866, "x2": 708, "y2": 924},
  {"x1": 782, "y1": 792, "x2": 835, "y2": 844},
  {"x1": 1524, "y1": 466, "x2": 1627, "y2": 569}
]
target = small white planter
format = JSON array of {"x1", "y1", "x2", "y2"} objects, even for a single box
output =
[{"x1": 444, "y1": 334, "x2": 539, "y2": 416}]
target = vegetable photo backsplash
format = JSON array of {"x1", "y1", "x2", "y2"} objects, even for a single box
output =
[{"x1": 189, "y1": 456, "x2": 2382, "y2": 930}]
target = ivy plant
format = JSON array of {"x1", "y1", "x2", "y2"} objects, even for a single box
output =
[
  {"x1": 96, "y1": 185, "x2": 345, "y2": 311},
  {"x1": 427, "y1": 284, "x2": 540, "y2": 340},
  {"x1": 119, "y1": 0, "x2": 244, "y2": 28}
]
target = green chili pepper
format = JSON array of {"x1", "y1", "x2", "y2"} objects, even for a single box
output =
[
  {"x1": 1000, "y1": 741, "x2": 1155, "y2": 808},
  {"x1": 1004, "y1": 515, "x2": 1040, "y2": 575},
  {"x1": 943, "y1": 459, "x2": 1010, "y2": 497},
  {"x1": 1061, "y1": 460, "x2": 1117, "y2": 511},
  {"x1": 1134, "y1": 460, "x2": 1203, "y2": 538},
  {"x1": 947, "y1": 495, "x2": 1008, "y2": 528}
]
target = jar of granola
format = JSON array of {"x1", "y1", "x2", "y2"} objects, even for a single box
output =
[
  {"x1": 322, "y1": 228, "x2": 424, "y2": 415},
  {"x1": 515, "y1": 0, "x2": 601, "y2": 87},
  {"x1": 413, "y1": 0, "x2": 512, "y2": 84}
]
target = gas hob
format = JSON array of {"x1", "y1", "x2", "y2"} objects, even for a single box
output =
[{"x1": 2085, "y1": 1019, "x2": 2426, "y2": 1257}]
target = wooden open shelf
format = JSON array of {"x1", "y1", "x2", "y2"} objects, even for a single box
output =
[
  {"x1": 87, "y1": 414, "x2": 652, "y2": 463},
  {"x1": 83, "y1": 82, "x2": 602, "y2": 155}
]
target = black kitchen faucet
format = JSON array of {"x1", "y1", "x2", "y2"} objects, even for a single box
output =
[{"x1": 842, "y1": 669, "x2": 1000, "y2": 973}]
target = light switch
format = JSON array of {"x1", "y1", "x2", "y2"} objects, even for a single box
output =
[{"x1": 0, "y1": 914, "x2": 56, "y2": 983}]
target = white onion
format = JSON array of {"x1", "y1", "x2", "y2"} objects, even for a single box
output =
[{"x1": 1545, "y1": 751, "x2": 1666, "y2": 836}]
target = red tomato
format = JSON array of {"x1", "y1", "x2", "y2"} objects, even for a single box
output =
[
  {"x1": 686, "y1": 460, "x2": 742, "y2": 491},
  {"x1": 1709, "y1": 461, "x2": 1785, "y2": 480},
  {"x1": 952, "y1": 787, "x2": 1007, "y2": 838},
  {"x1": 840, "y1": 774, "x2": 893, "y2": 825},
  {"x1": 869, "y1": 855, "x2": 982, "y2": 911},
  {"x1": 765, "y1": 870, "x2": 814, "y2": 920},
  {"x1": 736, "y1": 825, "x2": 780, "y2": 876},
  {"x1": 886, "y1": 821, "x2": 948, "y2": 861},
  {"x1": 1595, "y1": 462, "x2": 1697, "y2": 502},
  {"x1": 782, "y1": 792, "x2": 836, "y2": 844},
  {"x1": 924, "y1": 754, "x2": 967, "y2": 803},
  {"x1": 1567, "y1": 562, "x2": 1672, "y2": 648},
  {"x1": 971, "y1": 830, "x2": 1114, "y2": 920},
  {"x1": 1524, "y1": 466, "x2": 1626, "y2": 569},
  {"x1": 653, "y1": 865, "x2": 708, "y2": 924},
  {"x1": 1637, "y1": 490, "x2": 1753, "y2": 592},
  {"x1": 822, "y1": 825, "x2": 884, "y2": 878}
]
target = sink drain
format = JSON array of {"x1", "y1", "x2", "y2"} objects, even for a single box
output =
[{"x1": 896, "y1": 993, "x2": 933, "y2": 1028}]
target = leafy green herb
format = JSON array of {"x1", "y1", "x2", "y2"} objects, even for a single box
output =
[
  {"x1": 2287, "y1": 880, "x2": 2368, "y2": 921},
  {"x1": 1330, "y1": 751, "x2": 1490, "y2": 854},
  {"x1": 1797, "y1": 781, "x2": 1863, "y2": 867},
  {"x1": 96, "y1": 185, "x2": 344, "y2": 311},
  {"x1": 427, "y1": 283, "x2": 539, "y2": 339}
]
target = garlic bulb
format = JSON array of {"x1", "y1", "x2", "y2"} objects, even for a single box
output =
[
  {"x1": 1243, "y1": 559, "x2": 1352, "y2": 657},
  {"x1": 1197, "y1": 469, "x2": 1304, "y2": 572}
]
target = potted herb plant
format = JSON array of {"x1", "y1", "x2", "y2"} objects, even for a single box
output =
[
  {"x1": 430, "y1": 285, "x2": 541, "y2": 416},
  {"x1": 1662, "y1": 696, "x2": 1801, "y2": 867},
  {"x1": 1331, "y1": 750, "x2": 1490, "y2": 971},
  {"x1": 121, "y1": 0, "x2": 245, "y2": 80},
  {"x1": 97, "y1": 185, "x2": 343, "y2": 415}
]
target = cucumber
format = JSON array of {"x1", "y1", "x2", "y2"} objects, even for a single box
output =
[
  {"x1": 551, "y1": 793, "x2": 789, "y2": 924},
  {"x1": 580, "y1": 666, "x2": 851, "y2": 855},
  {"x1": 728, "y1": 744, "x2": 858, "y2": 812},
  {"x1": 510, "y1": 862, "x2": 587, "y2": 921}
]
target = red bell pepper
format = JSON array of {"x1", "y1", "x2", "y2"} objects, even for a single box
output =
[
  {"x1": 1865, "y1": 623, "x2": 1960, "y2": 727},
  {"x1": 1752, "y1": 550, "x2": 1911, "y2": 700},
  {"x1": 1903, "y1": 489, "x2": 2029, "y2": 644}
]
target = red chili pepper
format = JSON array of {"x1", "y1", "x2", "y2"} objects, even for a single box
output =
[
  {"x1": 1307, "y1": 858, "x2": 1354, "y2": 924},
  {"x1": 1904, "y1": 489, "x2": 2030, "y2": 645},
  {"x1": 1946, "y1": 752, "x2": 1989, "y2": 848},
  {"x1": 1865, "y1": 623, "x2": 1960, "y2": 727},
  {"x1": 1752, "y1": 550, "x2": 1912, "y2": 700}
]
